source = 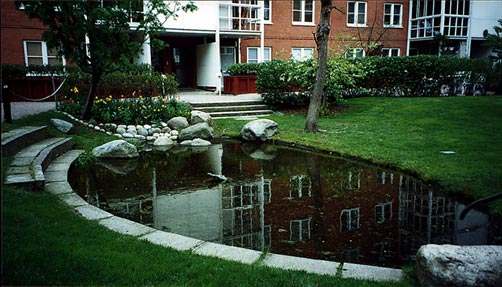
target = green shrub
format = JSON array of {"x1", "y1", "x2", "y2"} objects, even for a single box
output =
[
  {"x1": 256, "y1": 59, "x2": 311, "y2": 108},
  {"x1": 227, "y1": 63, "x2": 261, "y2": 75}
]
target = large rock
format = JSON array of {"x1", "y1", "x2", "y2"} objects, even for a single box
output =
[
  {"x1": 190, "y1": 110, "x2": 212, "y2": 125},
  {"x1": 51, "y1": 118, "x2": 73, "y2": 134},
  {"x1": 167, "y1": 116, "x2": 189, "y2": 131},
  {"x1": 416, "y1": 244, "x2": 502, "y2": 287},
  {"x1": 92, "y1": 140, "x2": 139, "y2": 158},
  {"x1": 153, "y1": 137, "x2": 174, "y2": 147},
  {"x1": 178, "y1": 122, "x2": 213, "y2": 141},
  {"x1": 240, "y1": 119, "x2": 278, "y2": 142}
]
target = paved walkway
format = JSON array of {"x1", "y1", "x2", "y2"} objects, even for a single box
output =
[{"x1": 1, "y1": 90, "x2": 262, "y2": 122}]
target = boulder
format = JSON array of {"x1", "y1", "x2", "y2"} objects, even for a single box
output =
[
  {"x1": 416, "y1": 244, "x2": 502, "y2": 287},
  {"x1": 137, "y1": 127, "x2": 149, "y2": 136},
  {"x1": 116, "y1": 127, "x2": 126, "y2": 134},
  {"x1": 240, "y1": 119, "x2": 278, "y2": 141},
  {"x1": 191, "y1": 138, "x2": 211, "y2": 146},
  {"x1": 153, "y1": 137, "x2": 174, "y2": 146},
  {"x1": 167, "y1": 116, "x2": 189, "y2": 130},
  {"x1": 241, "y1": 142, "x2": 278, "y2": 160},
  {"x1": 50, "y1": 118, "x2": 73, "y2": 134},
  {"x1": 190, "y1": 110, "x2": 212, "y2": 125},
  {"x1": 92, "y1": 140, "x2": 139, "y2": 158},
  {"x1": 178, "y1": 122, "x2": 213, "y2": 141}
]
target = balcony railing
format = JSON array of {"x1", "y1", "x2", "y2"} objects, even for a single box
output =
[{"x1": 219, "y1": 2, "x2": 261, "y2": 32}]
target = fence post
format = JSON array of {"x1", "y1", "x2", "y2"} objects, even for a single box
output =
[{"x1": 2, "y1": 83, "x2": 12, "y2": 123}]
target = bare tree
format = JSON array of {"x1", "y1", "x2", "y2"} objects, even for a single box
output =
[{"x1": 304, "y1": 0, "x2": 334, "y2": 133}]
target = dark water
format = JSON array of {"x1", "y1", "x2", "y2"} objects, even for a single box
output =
[{"x1": 69, "y1": 140, "x2": 501, "y2": 268}]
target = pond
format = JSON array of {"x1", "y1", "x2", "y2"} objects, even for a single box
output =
[{"x1": 69, "y1": 140, "x2": 501, "y2": 268}]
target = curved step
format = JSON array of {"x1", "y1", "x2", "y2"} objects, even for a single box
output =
[
  {"x1": 5, "y1": 137, "x2": 75, "y2": 190},
  {"x1": 1, "y1": 126, "x2": 48, "y2": 157}
]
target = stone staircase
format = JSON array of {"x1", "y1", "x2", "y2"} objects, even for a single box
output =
[
  {"x1": 2, "y1": 126, "x2": 76, "y2": 190},
  {"x1": 190, "y1": 100, "x2": 274, "y2": 118}
]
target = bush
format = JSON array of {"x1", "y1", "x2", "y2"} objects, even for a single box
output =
[
  {"x1": 227, "y1": 63, "x2": 261, "y2": 75},
  {"x1": 256, "y1": 59, "x2": 311, "y2": 108}
]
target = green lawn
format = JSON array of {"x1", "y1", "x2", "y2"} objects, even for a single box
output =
[
  {"x1": 215, "y1": 96, "x2": 502, "y2": 214},
  {"x1": 1, "y1": 110, "x2": 413, "y2": 286}
]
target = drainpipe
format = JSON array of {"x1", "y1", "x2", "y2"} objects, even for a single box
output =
[
  {"x1": 406, "y1": 0, "x2": 412, "y2": 56},
  {"x1": 260, "y1": 0, "x2": 265, "y2": 63},
  {"x1": 216, "y1": 3, "x2": 222, "y2": 95},
  {"x1": 465, "y1": 0, "x2": 473, "y2": 58}
]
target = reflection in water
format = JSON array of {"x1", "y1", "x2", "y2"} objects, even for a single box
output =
[{"x1": 69, "y1": 141, "x2": 499, "y2": 268}]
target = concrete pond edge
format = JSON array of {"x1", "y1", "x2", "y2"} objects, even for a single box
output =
[{"x1": 46, "y1": 149, "x2": 404, "y2": 283}]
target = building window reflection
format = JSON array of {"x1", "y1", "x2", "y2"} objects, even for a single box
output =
[
  {"x1": 290, "y1": 218, "x2": 311, "y2": 241},
  {"x1": 375, "y1": 201, "x2": 393, "y2": 224},
  {"x1": 289, "y1": 175, "x2": 311, "y2": 199},
  {"x1": 340, "y1": 208, "x2": 360, "y2": 232}
]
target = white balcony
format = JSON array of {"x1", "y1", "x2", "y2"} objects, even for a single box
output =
[{"x1": 219, "y1": 1, "x2": 262, "y2": 33}]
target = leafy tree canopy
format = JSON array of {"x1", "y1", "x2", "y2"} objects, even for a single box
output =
[{"x1": 485, "y1": 19, "x2": 502, "y2": 60}]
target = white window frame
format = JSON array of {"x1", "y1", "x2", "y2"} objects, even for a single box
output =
[
  {"x1": 345, "y1": 48, "x2": 365, "y2": 59},
  {"x1": 375, "y1": 201, "x2": 393, "y2": 224},
  {"x1": 247, "y1": 47, "x2": 272, "y2": 63},
  {"x1": 292, "y1": 0, "x2": 315, "y2": 26},
  {"x1": 263, "y1": 0, "x2": 272, "y2": 23},
  {"x1": 340, "y1": 207, "x2": 360, "y2": 232},
  {"x1": 347, "y1": 1, "x2": 367, "y2": 27},
  {"x1": 23, "y1": 40, "x2": 65, "y2": 67},
  {"x1": 290, "y1": 218, "x2": 311, "y2": 241},
  {"x1": 291, "y1": 47, "x2": 314, "y2": 61},
  {"x1": 383, "y1": 3, "x2": 403, "y2": 28},
  {"x1": 289, "y1": 175, "x2": 312, "y2": 199},
  {"x1": 382, "y1": 48, "x2": 401, "y2": 57}
]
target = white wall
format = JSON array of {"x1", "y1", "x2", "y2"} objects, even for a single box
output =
[
  {"x1": 153, "y1": 187, "x2": 223, "y2": 242},
  {"x1": 196, "y1": 42, "x2": 219, "y2": 87},
  {"x1": 470, "y1": 1, "x2": 502, "y2": 39},
  {"x1": 159, "y1": 1, "x2": 218, "y2": 32}
]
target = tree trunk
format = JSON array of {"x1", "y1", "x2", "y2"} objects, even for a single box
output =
[
  {"x1": 305, "y1": 0, "x2": 332, "y2": 133},
  {"x1": 81, "y1": 72, "x2": 100, "y2": 121}
]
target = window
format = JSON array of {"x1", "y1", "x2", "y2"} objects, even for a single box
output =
[
  {"x1": 347, "y1": 1, "x2": 366, "y2": 27},
  {"x1": 289, "y1": 175, "x2": 311, "y2": 199},
  {"x1": 23, "y1": 41, "x2": 64, "y2": 66},
  {"x1": 292, "y1": 0, "x2": 314, "y2": 25},
  {"x1": 292, "y1": 47, "x2": 313, "y2": 61},
  {"x1": 345, "y1": 48, "x2": 365, "y2": 59},
  {"x1": 264, "y1": 0, "x2": 272, "y2": 22},
  {"x1": 382, "y1": 48, "x2": 400, "y2": 57},
  {"x1": 290, "y1": 218, "x2": 311, "y2": 241},
  {"x1": 247, "y1": 47, "x2": 272, "y2": 63},
  {"x1": 384, "y1": 3, "x2": 402, "y2": 27},
  {"x1": 375, "y1": 202, "x2": 393, "y2": 224},
  {"x1": 340, "y1": 208, "x2": 360, "y2": 232}
]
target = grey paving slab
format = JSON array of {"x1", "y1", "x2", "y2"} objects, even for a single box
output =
[
  {"x1": 262, "y1": 253, "x2": 341, "y2": 276},
  {"x1": 341, "y1": 262, "x2": 403, "y2": 282},
  {"x1": 10, "y1": 156, "x2": 34, "y2": 166},
  {"x1": 45, "y1": 162, "x2": 71, "y2": 172},
  {"x1": 5, "y1": 173, "x2": 33, "y2": 184},
  {"x1": 51, "y1": 149, "x2": 84, "y2": 163},
  {"x1": 7, "y1": 166, "x2": 31, "y2": 175},
  {"x1": 43, "y1": 170, "x2": 68, "y2": 183},
  {"x1": 98, "y1": 216, "x2": 155, "y2": 237},
  {"x1": 140, "y1": 230, "x2": 204, "y2": 251},
  {"x1": 193, "y1": 242, "x2": 262, "y2": 264},
  {"x1": 75, "y1": 204, "x2": 113, "y2": 221},
  {"x1": 59, "y1": 193, "x2": 88, "y2": 207},
  {"x1": 44, "y1": 181, "x2": 74, "y2": 195}
]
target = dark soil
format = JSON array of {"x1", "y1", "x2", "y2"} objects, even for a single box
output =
[{"x1": 276, "y1": 104, "x2": 351, "y2": 116}]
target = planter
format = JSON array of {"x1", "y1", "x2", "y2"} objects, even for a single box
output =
[{"x1": 223, "y1": 75, "x2": 257, "y2": 95}]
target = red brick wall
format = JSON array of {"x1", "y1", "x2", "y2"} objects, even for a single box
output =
[
  {"x1": 1, "y1": 0, "x2": 48, "y2": 65},
  {"x1": 241, "y1": 0, "x2": 409, "y2": 61}
]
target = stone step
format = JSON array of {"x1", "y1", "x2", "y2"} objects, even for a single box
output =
[
  {"x1": 190, "y1": 100, "x2": 264, "y2": 108},
  {"x1": 5, "y1": 137, "x2": 75, "y2": 190},
  {"x1": 194, "y1": 104, "x2": 270, "y2": 113},
  {"x1": 1, "y1": 126, "x2": 48, "y2": 157},
  {"x1": 209, "y1": 110, "x2": 274, "y2": 118}
]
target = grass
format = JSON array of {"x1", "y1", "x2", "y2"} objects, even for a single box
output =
[
  {"x1": 1, "y1": 110, "x2": 413, "y2": 286},
  {"x1": 215, "y1": 96, "x2": 502, "y2": 214}
]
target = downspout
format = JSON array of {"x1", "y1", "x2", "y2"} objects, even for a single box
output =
[
  {"x1": 406, "y1": 0, "x2": 412, "y2": 56},
  {"x1": 216, "y1": 2, "x2": 222, "y2": 95},
  {"x1": 260, "y1": 0, "x2": 265, "y2": 63},
  {"x1": 465, "y1": 0, "x2": 473, "y2": 58}
]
